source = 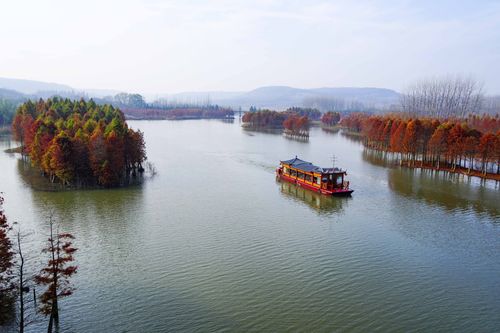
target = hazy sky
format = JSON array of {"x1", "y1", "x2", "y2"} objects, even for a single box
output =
[{"x1": 1, "y1": 0, "x2": 499, "y2": 94}]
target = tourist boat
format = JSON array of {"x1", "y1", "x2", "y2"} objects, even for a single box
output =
[{"x1": 276, "y1": 156, "x2": 353, "y2": 196}]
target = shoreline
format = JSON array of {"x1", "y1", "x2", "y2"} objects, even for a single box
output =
[{"x1": 400, "y1": 160, "x2": 500, "y2": 181}]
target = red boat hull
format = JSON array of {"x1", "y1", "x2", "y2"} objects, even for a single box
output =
[{"x1": 277, "y1": 173, "x2": 353, "y2": 196}]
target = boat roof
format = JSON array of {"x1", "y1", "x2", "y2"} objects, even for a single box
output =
[{"x1": 280, "y1": 156, "x2": 344, "y2": 174}]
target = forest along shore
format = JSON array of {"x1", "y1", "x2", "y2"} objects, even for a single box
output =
[{"x1": 340, "y1": 113, "x2": 500, "y2": 181}]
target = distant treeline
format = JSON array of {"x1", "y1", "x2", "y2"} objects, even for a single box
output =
[
  {"x1": 122, "y1": 106, "x2": 234, "y2": 120},
  {"x1": 340, "y1": 113, "x2": 500, "y2": 176},
  {"x1": 285, "y1": 107, "x2": 321, "y2": 120},
  {"x1": 12, "y1": 98, "x2": 146, "y2": 187},
  {"x1": 0, "y1": 99, "x2": 18, "y2": 127}
]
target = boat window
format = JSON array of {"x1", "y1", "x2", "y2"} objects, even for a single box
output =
[
  {"x1": 283, "y1": 167, "x2": 288, "y2": 174},
  {"x1": 298, "y1": 172, "x2": 304, "y2": 179},
  {"x1": 290, "y1": 169, "x2": 297, "y2": 177},
  {"x1": 305, "y1": 174, "x2": 312, "y2": 182},
  {"x1": 316, "y1": 177, "x2": 321, "y2": 185}
]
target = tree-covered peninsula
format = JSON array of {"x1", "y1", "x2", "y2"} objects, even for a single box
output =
[{"x1": 12, "y1": 98, "x2": 146, "y2": 187}]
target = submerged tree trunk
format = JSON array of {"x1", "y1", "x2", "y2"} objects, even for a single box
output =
[{"x1": 47, "y1": 313, "x2": 53, "y2": 333}]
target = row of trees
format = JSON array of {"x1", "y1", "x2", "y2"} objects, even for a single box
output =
[
  {"x1": 0, "y1": 195, "x2": 77, "y2": 332},
  {"x1": 340, "y1": 113, "x2": 500, "y2": 175},
  {"x1": 285, "y1": 107, "x2": 322, "y2": 120},
  {"x1": 12, "y1": 98, "x2": 146, "y2": 187},
  {"x1": 303, "y1": 96, "x2": 369, "y2": 113},
  {"x1": 401, "y1": 76, "x2": 483, "y2": 118}
]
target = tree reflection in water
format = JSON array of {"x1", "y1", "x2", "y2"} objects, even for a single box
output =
[{"x1": 363, "y1": 148, "x2": 500, "y2": 219}]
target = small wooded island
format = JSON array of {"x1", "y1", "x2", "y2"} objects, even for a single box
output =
[
  {"x1": 241, "y1": 108, "x2": 339, "y2": 139},
  {"x1": 11, "y1": 98, "x2": 146, "y2": 187}
]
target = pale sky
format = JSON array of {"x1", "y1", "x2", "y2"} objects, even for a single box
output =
[{"x1": 1, "y1": 0, "x2": 499, "y2": 94}]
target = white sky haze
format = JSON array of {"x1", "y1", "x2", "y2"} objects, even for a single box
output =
[{"x1": 0, "y1": 0, "x2": 499, "y2": 94}]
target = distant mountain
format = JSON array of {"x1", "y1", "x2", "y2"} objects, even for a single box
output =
[
  {"x1": 0, "y1": 77, "x2": 401, "y2": 111},
  {"x1": 84, "y1": 88, "x2": 123, "y2": 98},
  {"x1": 168, "y1": 86, "x2": 401, "y2": 110},
  {"x1": 148, "y1": 91, "x2": 244, "y2": 104},
  {"x1": 0, "y1": 77, "x2": 124, "y2": 101},
  {"x1": 0, "y1": 88, "x2": 27, "y2": 101},
  {"x1": 0, "y1": 77, "x2": 73, "y2": 95}
]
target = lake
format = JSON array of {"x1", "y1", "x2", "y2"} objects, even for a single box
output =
[{"x1": 1, "y1": 119, "x2": 499, "y2": 332}]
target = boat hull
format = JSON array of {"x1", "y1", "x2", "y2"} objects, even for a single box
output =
[{"x1": 277, "y1": 173, "x2": 353, "y2": 196}]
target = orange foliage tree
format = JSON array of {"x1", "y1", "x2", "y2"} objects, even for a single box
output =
[
  {"x1": 0, "y1": 195, "x2": 15, "y2": 321},
  {"x1": 34, "y1": 219, "x2": 77, "y2": 332},
  {"x1": 321, "y1": 111, "x2": 341, "y2": 126}
]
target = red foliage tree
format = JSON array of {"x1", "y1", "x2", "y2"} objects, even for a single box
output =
[
  {"x1": 283, "y1": 115, "x2": 309, "y2": 134},
  {"x1": 321, "y1": 112, "x2": 341, "y2": 126},
  {"x1": 429, "y1": 124, "x2": 451, "y2": 169},
  {"x1": 402, "y1": 119, "x2": 422, "y2": 164},
  {"x1": 0, "y1": 195, "x2": 15, "y2": 324},
  {"x1": 479, "y1": 133, "x2": 498, "y2": 175},
  {"x1": 390, "y1": 120, "x2": 407, "y2": 158},
  {"x1": 34, "y1": 219, "x2": 77, "y2": 332},
  {"x1": 0, "y1": 196, "x2": 14, "y2": 282}
]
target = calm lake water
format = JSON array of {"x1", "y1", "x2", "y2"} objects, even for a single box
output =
[{"x1": 1, "y1": 119, "x2": 499, "y2": 332}]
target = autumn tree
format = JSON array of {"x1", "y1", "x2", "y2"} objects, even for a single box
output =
[
  {"x1": 34, "y1": 218, "x2": 77, "y2": 333},
  {"x1": 283, "y1": 115, "x2": 309, "y2": 135},
  {"x1": 125, "y1": 129, "x2": 146, "y2": 175},
  {"x1": 429, "y1": 124, "x2": 451, "y2": 169},
  {"x1": 463, "y1": 129, "x2": 481, "y2": 173},
  {"x1": 447, "y1": 124, "x2": 467, "y2": 170},
  {"x1": 479, "y1": 133, "x2": 498, "y2": 175},
  {"x1": 402, "y1": 119, "x2": 422, "y2": 165},
  {"x1": 390, "y1": 120, "x2": 407, "y2": 162},
  {"x1": 0, "y1": 195, "x2": 15, "y2": 324}
]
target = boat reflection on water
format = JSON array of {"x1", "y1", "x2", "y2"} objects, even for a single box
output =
[{"x1": 278, "y1": 180, "x2": 349, "y2": 216}]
